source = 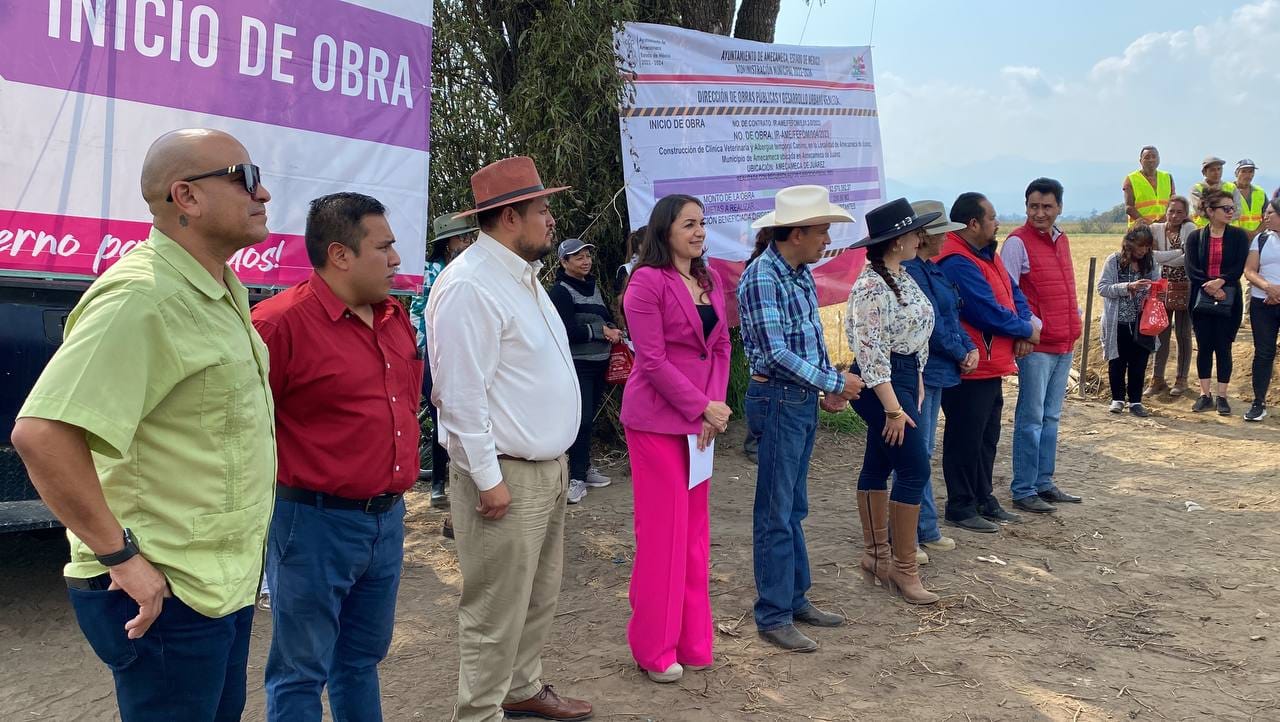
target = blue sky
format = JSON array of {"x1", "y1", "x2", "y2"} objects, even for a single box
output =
[{"x1": 770, "y1": 1, "x2": 1279, "y2": 215}]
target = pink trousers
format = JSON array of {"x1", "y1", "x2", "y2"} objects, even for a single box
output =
[{"x1": 624, "y1": 427, "x2": 713, "y2": 672}]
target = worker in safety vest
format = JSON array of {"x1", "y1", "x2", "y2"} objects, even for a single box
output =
[
  {"x1": 1123, "y1": 146, "x2": 1174, "y2": 227},
  {"x1": 1231, "y1": 159, "x2": 1266, "y2": 240},
  {"x1": 1190, "y1": 156, "x2": 1238, "y2": 228}
]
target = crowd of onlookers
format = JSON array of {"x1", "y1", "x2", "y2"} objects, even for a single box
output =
[{"x1": 1113, "y1": 150, "x2": 1279, "y2": 422}]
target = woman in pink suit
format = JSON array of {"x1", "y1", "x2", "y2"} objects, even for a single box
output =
[{"x1": 621, "y1": 194, "x2": 732, "y2": 684}]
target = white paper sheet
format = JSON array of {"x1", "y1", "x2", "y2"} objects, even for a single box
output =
[{"x1": 687, "y1": 436, "x2": 715, "y2": 489}]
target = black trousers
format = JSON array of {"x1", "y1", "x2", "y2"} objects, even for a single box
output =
[
  {"x1": 421, "y1": 351, "x2": 449, "y2": 491},
  {"x1": 1251, "y1": 298, "x2": 1280, "y2": 403},
  {"x1": 940, "y1": 378, "x2": 1003, "y2": 521},
  {"x1": 1109, "y1": 323, "x2": 1152, "y2": 403},
  {"x1": 1191, "y1": 288, "x2": 1243, "y2": 383},
  {"x1": 569, "y1": 360, "x2": 608, "y2": 481}
]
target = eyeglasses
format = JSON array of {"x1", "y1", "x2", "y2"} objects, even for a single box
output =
[
  {"x1": 1212, "y1": 205, "x2": 1235, "y2": 213},
  {"x1": 166, "y1": 164, "x2": 262, "y2": 202}
]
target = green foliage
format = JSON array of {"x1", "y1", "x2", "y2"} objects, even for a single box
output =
[
  {"x1": 725, "y1": 327, "x2": 751, "y2": 417},
  {"x1": 430, "y1": 0, "x2": 685, "y2": 292},
  {"x1": 819, "y1": 408, "x2": 866, "y2": 436}
]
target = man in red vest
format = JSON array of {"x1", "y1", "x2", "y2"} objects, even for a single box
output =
[
  {"x1": 935, "y1": 192, "x2": 1039, "y2": 533},
  {"x1": 999, "y1": 178, "x2": 1084, "y2": 515}
]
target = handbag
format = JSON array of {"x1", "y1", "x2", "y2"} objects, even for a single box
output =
[
  {"x1": 1139, "y1": 279, "x2": 1169, "y2": 337},
  {"x1": 1164, "y1": 279, "x2": 1190, "y2": 311},
  {"x1": 1193, "y1": 286, "x2": 1237, "y2": 317},
  {"x1": 605, "y1": 342, "x2": 634, "y2": 385}
]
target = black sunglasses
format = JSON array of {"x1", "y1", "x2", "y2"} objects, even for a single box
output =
[
  {"x1": 166, "y1": 164, "x2": 261, "y2": 202},
  {"x1": 1212, "y1": 205, "x2": 1235, "y2": 213}
]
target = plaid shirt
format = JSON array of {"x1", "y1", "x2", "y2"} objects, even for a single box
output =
[{"x1": 737, "y1": 244, "x2": 844, "y2": 394}]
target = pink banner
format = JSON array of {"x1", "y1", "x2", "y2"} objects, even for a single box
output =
[
  {"x1": 0, "y1": 208, "x2": 420, "y2": 291},
  {"x1": 0, "y1": 1, "x2": 430, "y2": 151}
]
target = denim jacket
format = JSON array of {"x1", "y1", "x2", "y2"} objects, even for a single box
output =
[{"x1": 903, "y1": 257, "x2": 976, "y2": 388}]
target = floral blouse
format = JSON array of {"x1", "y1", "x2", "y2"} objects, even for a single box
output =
[{"x1": 845, "y1": 265, "x2": 935, "y2": 387}]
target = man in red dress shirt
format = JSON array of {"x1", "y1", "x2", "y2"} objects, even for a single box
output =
[{"x1": 251, "y1": 192, "x2": 422, "y2": 721}]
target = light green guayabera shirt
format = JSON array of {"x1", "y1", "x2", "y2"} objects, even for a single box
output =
[{"x1": 19, "y1": 228, "x2": 276, "y2": 618}]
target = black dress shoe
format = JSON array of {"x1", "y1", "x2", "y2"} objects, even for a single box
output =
[
  {"x1": 794, "y1": 604, "x2": 844, "y2": 627},
  {"x1": 1038, "y1": 486, "x2": 1082, "y2": 504},
  {"x1": 758, "y1": 624, "x2": 818, "y2": 652},
  {"x1": 982, "y1": 506, "x2": 1024, "y2": 522},
  {"x1": 1012, "y1": 496, "x2": 1056, "y2": 514},
  {"x1": 945, "y1": 515, "x2": 1000, "y2": 533}
]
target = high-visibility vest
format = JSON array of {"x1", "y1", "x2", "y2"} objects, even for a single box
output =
[
  {"x1": 1192, "y1": 181, "x2": 1237, "y2": 228},
  {"x1": 1128, "y1": 170, "x2": 1171, "y2": 226},
  {"x1": 1232, "y1": 185, "x2": 1267, "y2": 231}
]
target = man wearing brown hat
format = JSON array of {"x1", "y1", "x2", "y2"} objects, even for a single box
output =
[{"x1": 426, "y1": 157, "x2": 591, "y2": 721}]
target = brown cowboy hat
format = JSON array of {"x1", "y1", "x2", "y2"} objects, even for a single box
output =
[{"x1": 454, "y1": 156, "x2": 570, "y2": 218}]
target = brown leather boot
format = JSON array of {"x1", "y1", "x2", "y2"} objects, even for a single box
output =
[
  {"x1": 887, "y1": 501, "x2": 939, "y2": 605},
  {"x1": 856, "y1": 490, "x2": 891, "y2": 585}
]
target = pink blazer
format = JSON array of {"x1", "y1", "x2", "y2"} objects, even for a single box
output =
[{"x1": 620, "y1": 265, "x2": 731, "y2": 435}]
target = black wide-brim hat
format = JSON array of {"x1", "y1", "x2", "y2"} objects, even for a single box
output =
[{"x1": 849, "y1": 197, "x2": 943, "y2": 250}]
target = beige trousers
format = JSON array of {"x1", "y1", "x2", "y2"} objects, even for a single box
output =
[{"x1": 452, "y1": 456, "x2": 567, "y2": 722}]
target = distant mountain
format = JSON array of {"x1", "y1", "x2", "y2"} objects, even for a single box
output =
[{"x1": 886, "y1": 156, "x2": 1275, "y2": 220}]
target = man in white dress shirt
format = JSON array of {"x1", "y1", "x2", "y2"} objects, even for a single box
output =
[{"x1": 427, "y1": 156, "x2": 591, "y2": 722}]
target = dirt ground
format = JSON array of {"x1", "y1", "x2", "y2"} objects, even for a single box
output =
[{"x1": 2, "y1": 366, "x2": 1278, "y2": 721}]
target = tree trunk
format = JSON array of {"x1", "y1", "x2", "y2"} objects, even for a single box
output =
[
  {"x1": 732, "y1": 0, "x2": 782, "y2": 43},
  {"x1": 676, "y1": 0, "x2": 734, "y2": 35}
]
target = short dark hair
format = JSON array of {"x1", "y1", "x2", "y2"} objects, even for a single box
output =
[
  {"x1": 1025, "y1": 177, "x2": 1064, "y2": 206},
  {"x1": 950, "y1": 192, "x2": 989, "y2": 228},
  {"x1": 1140, "y1": 145, "x2": 1158, "y2": 156},
  {"x1": 476, "y1": 198, "x2": 536, "y2": 232},
  {"x1": 305, "y1": 193, "x2": 387, "y2": 268}
]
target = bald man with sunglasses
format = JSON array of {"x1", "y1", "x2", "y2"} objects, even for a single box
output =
[{"x1": 11, "y1": 129, "x2": 276, "y2": 721}]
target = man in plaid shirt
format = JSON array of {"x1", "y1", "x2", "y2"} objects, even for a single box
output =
[{"x1": 737, "y1": 185, "x2": 865, "y2": 653}]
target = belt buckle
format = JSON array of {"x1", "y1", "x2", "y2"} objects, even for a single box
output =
[{"x1": 364, "y1": 494, "x2": 396, "y2": 514}]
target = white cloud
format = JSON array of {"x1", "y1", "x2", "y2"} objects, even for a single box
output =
[
  {"x1": 879, "y1": 0, "x2": 1280, "y2": 185},
  {"x1": 1001, "y1": 66, "x2": 1060, "y2": 98}
]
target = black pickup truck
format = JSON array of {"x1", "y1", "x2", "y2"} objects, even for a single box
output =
[{"x1": 0, "y1": 277, "x2": 85, "y2": 532}]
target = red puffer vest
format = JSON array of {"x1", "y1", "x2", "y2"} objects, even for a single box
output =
[
  {"x1": 1006, "y1": 224, "x2": 1081, "y2": 353},
  {"x1": 935, "y1": 233, "x2": 1018, "y2": 380}
]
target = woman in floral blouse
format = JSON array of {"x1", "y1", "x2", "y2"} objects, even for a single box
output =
[
  {"x1": 845, "y1": 198, "x2": 941, "y2": 606},
  {"x1": 1148, "y1": 196, "x2": 1196, "y2": 397}
]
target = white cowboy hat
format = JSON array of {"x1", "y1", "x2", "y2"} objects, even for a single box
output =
[
  {"x1": 751, "y1": 185, "x2": 856, "y2": 229},
  {"x1": 911, "y1": 200, "x2": 965, "y2": 235}
]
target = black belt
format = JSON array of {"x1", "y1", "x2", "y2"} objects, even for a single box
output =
[
  {"x1": 277, "y1": 484, "x2": 403, "y2": 514},
  {"x1": 66, "y1": 573, "x2": 112, "y2": 591}
]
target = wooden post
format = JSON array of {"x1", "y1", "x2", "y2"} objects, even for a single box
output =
[{"x1": 1079, "y1": 257, "x2": 1097, "y2": 397}]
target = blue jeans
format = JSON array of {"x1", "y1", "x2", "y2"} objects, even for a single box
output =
[
  {"x1": 68, "y1": 585, "x2": 253, "y2": 721},
  {"x1": 746, "y1": 378, "x2": 819, "y2": 631},
  {"x1": 1012, "y1": 351, "x2": 1073, "y2": 501},
  {"x1": 893, "y1": 384, "x2": 943, "y2": 542},
  {"x1": 265, "y1": 496, "x2": 405, "y2": 721},
  {"x1": 852, "y1": 355, "x2": 929, "y2": 506}
]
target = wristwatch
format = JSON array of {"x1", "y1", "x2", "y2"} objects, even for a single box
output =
[{"x1": 95, "y1": 528, "x2": 140, "y2": 567}]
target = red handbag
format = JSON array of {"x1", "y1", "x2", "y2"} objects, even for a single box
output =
[
  {"x1": 1139, "y1": 279, "x2": 1170, "y2": 337},
  {"x1": 605, "y1": 342, "x2": 634, "y2": 385}
]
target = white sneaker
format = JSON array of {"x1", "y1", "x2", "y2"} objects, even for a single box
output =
[
  {"x1": 647, "y1": 662, "x2": 684, "y2": 683},
  {"x1": 1109, "y1": 400, "x2": 1126, "y2": 413},
  {"x1": 567, "y1": 479, "x2": 588, "y2": 504},
  {"x1": 585, "y1": 467, "x2": 612, "y2": 488}
]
